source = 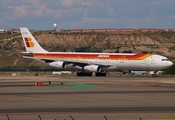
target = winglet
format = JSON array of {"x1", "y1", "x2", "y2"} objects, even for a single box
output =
[{"x1": 20, "y1": 27, "x2": 48, "y2": 53}]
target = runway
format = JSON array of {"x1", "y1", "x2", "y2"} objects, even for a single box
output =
[
  {"x1": 0, "y1": 76, "x2": 175, "y2": 120},
  {"x1": 1, "y1": 107, "x2": 175, "y2": 113}
]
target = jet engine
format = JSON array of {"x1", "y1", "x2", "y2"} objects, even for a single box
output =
[
  {"x1": 84, "y1": 65, "x2": 101, "y2": 72},
  {"x1": 122, "y1": 70, "x2": 131, "y2": 74},
  {"x1": 49, "y1": 61, "x2": 65, "y2": 69}
]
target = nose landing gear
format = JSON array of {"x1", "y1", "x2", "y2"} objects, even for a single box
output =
[{"x1": 152, "y1": 71, "x2": 158, "y2": 77}]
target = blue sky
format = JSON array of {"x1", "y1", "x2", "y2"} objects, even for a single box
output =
[{"x1": 0, "y1": 0, "x2": 175, "y2": 30}]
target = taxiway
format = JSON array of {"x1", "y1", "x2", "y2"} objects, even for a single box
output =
[{"x1": 0, "y1": 76, "x2": 175, "y2": 120}]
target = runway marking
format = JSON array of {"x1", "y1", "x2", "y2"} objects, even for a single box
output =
[
  {"x1": 0, "y1": 82, "x2": 99, "y2": 93},
  {"x1": 156, "y1": 114, "x2": 174, "y2": 120}
]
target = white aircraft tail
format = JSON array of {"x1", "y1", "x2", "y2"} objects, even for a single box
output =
[{"x1": 20, "y1": 27, "x2": 48, "y2": 53}]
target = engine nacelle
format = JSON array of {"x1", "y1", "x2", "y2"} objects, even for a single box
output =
[
  {"x1": 84, "y1": 65, "x2": 101, "y2": 72},
  {"x1": 49, "y1": 61, "x2": 65, "y2": 69},
  {"x1": 101, "y1": 66, "x2": 119, "y2": 71},
  {"x1": 122, "y1": 70, "x2": 131, "y2": 74}
]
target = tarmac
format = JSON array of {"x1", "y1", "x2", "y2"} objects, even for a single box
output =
[{"x1": 0, "y1": 75, "x2": 175, "y2": 120}]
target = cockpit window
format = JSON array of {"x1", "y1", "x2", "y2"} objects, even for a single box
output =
[{"x1": 162, "y1": 59, "x2": 170, "y2": 61}]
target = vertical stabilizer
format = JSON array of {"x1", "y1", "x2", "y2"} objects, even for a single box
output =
[{"x1": 20, "y1": 28, "x2": 48, "y2": 53}]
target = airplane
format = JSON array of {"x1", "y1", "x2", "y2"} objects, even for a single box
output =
[{"x1": 19, "y1": 27, "x2": 173, "y2": 77}]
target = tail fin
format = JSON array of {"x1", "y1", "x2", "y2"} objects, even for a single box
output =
[{"x1": 20, "y1": 27, "x2": 48, "y2": 53}]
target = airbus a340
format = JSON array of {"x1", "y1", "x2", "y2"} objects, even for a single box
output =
[{"x1": 20, "y1": 28, "x2": 173, "y2": 77}]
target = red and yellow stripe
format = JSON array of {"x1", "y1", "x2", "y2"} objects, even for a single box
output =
[{"x1": 31, "y1": 53, "x2": 152, "y2": 60}]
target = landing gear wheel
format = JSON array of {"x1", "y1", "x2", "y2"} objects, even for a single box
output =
[
  {"x1": 95, "y1": 72, "x2": 106, "y2": 76},
  {"x1": 152, "y1": 71, "x2": 158, "y2": 77},
  {"x1": 152, "y1": 74, "x2": 157, "y2": 77},
  {"x1": 76, "y1": 72, "x2": 92, "y2": 76}
]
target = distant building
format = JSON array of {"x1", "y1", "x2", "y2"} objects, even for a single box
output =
[
  {"x1": 69, "y1": 28, "x2": 175, "y2": 33},
  {"x1": 93, "y1": 29, "x2": 106, "y2": 32},
  {"x1": 9, "y1": 28, "x2": 20, "y2": 33},
  {"x1": 120, "y1": 28, "x2": 136, "y2": 32},
  {"x1": 138, "y1": 28, "x2": 164, "y2": 32},
  {"x1": 106, "y1": 28, "x2": 119, "y2": 32},
  {"x1": 165, "y1": 28, "x2": 175, "y2": 32},
  {"x1": 71, "y1": 29, "x2": 83, "y2": 33},
  {"x1": 82, "y1": 29, "x2": 94, "y2": 32},
  {"x1": 0, "y1": 29, "x2": 5, "y2": 33}
]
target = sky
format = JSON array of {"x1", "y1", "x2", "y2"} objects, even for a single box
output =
[{"x1": 0, "y1": 0, "x2": 175, "y2": 30}]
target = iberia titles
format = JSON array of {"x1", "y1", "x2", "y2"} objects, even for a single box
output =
[{"x1": 98, "y1": 54, "x2": 110, "y2": 58}]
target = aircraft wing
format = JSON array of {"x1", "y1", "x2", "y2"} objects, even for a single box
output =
[
  {"x1": 41, "y1": 58, "x2": 112, "y2": 67},
  {"x1": 22, "y1": 55, "x2": 113, "y2": 67}
]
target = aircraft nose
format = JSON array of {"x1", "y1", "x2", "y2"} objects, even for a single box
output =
[
  {"x1": 162, "y1": 61, "x2": 173, "y2": 69},
  {"x1": 169, "y1": 61, "x2": 173, "y2": 67}
]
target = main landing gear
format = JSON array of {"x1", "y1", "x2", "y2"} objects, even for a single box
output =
[
  {"x1": 95, "y1": 72, "x2": 106, "y2": 76},
  {"x1": 76, "y1": 72, "x2": 106, "y2": 76},
  {"x1": 77, "y1": 72, "x2": 92, "y2": 76}
]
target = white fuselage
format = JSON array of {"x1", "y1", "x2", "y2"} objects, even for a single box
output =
[{"x1": 30, "y1": 53, "x2": 172, "y2": 72}]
